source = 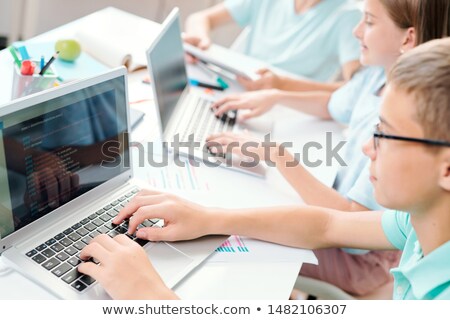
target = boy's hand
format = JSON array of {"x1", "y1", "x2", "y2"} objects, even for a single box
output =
[
  {"x1": 211, "y1": 89, "x2": 279, "y2": 121},
  {"x1": 78, "y1": 234, "x2": 177, "y2": 300},
  {"x1": 113, "y1": 190, "x2": 213, "y2": 242}
]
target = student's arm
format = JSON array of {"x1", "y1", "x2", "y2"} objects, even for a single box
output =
[
  {"x1": 238, "y1": 60, "x2": 361, "y2": 93},
  {"x1": 271, "y1": 145, "x2": 370, "y2": 211},
  {"x1": 212, "y1": 89, "x2": 333, "y2": 121},
  {"x1": 114, "y1": 190, "x2": 394, "y2": 251},
  {"x1": 205, "y1": 133, "x2": 367, "y2": 211},
  {"x1": 185, "y1": 3, "x2": 234, "y2": 49}
]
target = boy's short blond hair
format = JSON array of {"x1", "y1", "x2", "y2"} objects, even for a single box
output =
[{"x1": 389, "y1": 38, "x2": 450, "y2": 142}]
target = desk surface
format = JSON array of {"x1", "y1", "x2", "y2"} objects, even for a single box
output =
[{"x1": 0, "y1": 7, "x2": 343, "y2": 300}]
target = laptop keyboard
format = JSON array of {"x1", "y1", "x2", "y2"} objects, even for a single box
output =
[
  {"x1": 179, "y1": 95, "x2": 236, "y2": 144},
  {"x1": 25, "y1": 187, "x2": 162, "y2": 293}
]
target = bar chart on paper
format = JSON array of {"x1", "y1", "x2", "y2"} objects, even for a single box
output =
[
  {"x1": 146, "y1": 159, "x2": 210, "y2": 191},
  {"x1": 216, "y1": 235, "x2": 249, "y2": 253}
]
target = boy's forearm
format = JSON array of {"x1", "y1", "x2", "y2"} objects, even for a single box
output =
[
  {"x1": 278, "y1": 75, "x2": 343, "y2": 93},
  {"x1": 205, "y1": 206, "x2": 332, "y2": 249},
  {"x1": 273, "y1": 90, "x2": 333, "y2": 119},
  {"x1": 270, "y1": 147, "x2": 367, "y2": 211}
]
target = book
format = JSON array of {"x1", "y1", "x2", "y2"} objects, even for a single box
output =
[{"x1": 75, "y1": 7, "x2": 161, "y2": 72}]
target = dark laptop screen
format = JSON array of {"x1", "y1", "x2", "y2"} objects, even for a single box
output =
[
  {"x1": 0, "y1": 76, "x2": 129, "y2": 239},
  {"x1": 147, "y1": 12, "x2": 188, "y2": 131}
]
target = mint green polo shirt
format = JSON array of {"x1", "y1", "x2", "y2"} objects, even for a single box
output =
[
  {"x1": 224, "y1": 0, "x2": 361, "y2": 81},
  {"x1": 382, "y1": 210, "x2": 450, "y2": 300}
]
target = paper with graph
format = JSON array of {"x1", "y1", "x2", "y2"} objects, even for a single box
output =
[{"x1": 209, "y1": 235, "x2": 318, "y2": 264}]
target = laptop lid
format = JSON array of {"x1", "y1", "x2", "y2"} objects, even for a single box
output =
[
  {"x1": 0, "y1": 68, "x2": 131, "y2": 253},
  {"x1": 146, "y1": 8, "x2": 188, "y2": 134}
]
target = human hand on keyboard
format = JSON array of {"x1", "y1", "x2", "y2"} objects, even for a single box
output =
[
  {"x1": 78, "y1": 234, "x2": 177, "y2": 300},
  {"x1": 211, "y1": 89, "x2": 278, "y2": 121},
  {"x1": 113, "y1": 189, "x2": 213, "y2": 242}
]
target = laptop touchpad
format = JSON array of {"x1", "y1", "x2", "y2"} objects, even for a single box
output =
[{"x1": 144, "y1": 242, "x2": 194, "y2": 281}]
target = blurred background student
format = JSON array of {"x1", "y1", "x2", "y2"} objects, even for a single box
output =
[{"x1": 184, "y1": 0, "x2": 362, "y2": 92}]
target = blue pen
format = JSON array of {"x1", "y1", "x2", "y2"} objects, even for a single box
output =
[
  {"x1": 17, "y1": 46, "x2": 30, "y2": 60},
  {"x1": 40, "y1": 56, "x2": 45, "y2": 71}
]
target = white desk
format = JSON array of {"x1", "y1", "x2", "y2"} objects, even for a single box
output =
[{"x1": 0, "y1": 8, "x2": 343, "y2": 300}]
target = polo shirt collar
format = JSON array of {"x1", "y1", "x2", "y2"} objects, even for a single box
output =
[{"x1": 393, "y1": 240, "x2": 450, "y2": 299}]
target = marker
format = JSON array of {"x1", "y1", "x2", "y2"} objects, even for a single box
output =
[
  {"x1": 8, "y1": 46, "x2": 22, "y2": 68},
  {"x1": 39, "y1": 51, "x2": 59, "y2": 76},
  {"x1": 189, "y1": 79, "x2": 224, "y2": 91},
  {"x1": 17, "y1": 46, "x2": 30, "y2": 60},
  {"x1": 197, "y1": 60, "x2": 229, "y2": 89}
]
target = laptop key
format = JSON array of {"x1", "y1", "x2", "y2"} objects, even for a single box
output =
[
  {"x1": 88, "y1": 214, "x2": 97, "y2": 220},
  {"x1": 32, "y1": 254, "x2": 46, "y2": 264},
  {"x1": 56, "y1": 252, "x2": 70, "y2": 261},
  {"x1": 103, "y1": 204, "x2": 112, "y2": 211},
  {"x1": 67, "y1": 257, "x2": 81, "y2": 267},
  {"x1": 71, "y1": 223, "x2": 82, "y2": 230},
  {"x1": 80, "y1": 218, "x2": 90, "y2": 225},
  {"x1": 81, "y1": 236, "x2": 93, "y2": 245},
  {"x1": 54, "y1": 233, "x2": 65, "y2": 241},
  {"x1": 26, "y1": 249, "x2": 38, "y2": 257},
  {"x1": 45, "y1": 238, "x2": 57, "y2": 246},
  {"x1": 62, "y1": 268, "x2": 82, "y2": 284},
  {"x1": 90, "y1": 230, "x2": 101, "y2": 238},
  {"x1": 135, "y1": 238, "x2": 148, "y2": 247},
  {"x1": 68, "y1": 233, "x2": 81, "y2": 242},
  {"x1": 72, "y1": 280, "x2": 87, "y2": 292},
  {"x1": 41, "y1": 248, "x2": 56, "y2": 258},
  {"x1": 108, "y1": 229, "x2": 120, "y2": 238},
  {"x1": 60, "y1": 238, "x2": 73, "y2": 247},
  {"x1": 97, "y1": 226, "x2": 110, "y2": 234},
  {"x1": 42, "y1": 258, "x2": 60, "y2": 270},
  {"x1": 80, "y1": 275, "x2": 96, "y2": 286},
  {"x1": 115, "y1": 226, "x2": 128, "y2": 234},
  {"x1": 118, "y1": 196, "x2": 126, "y2": 202},
  {"x1": 99, "y1": 214, "x2": 111, "y2": 222},
  {"x1": 84, "y1": 223, "x2": 96, "y2": 232},
  {"x1": 111, "y1": 200, "x2": 120, "y2": 206},
  {"x1": 92, "y1": 219, "x2": 104, "y2": 227},
  {"x1": 63, "y1": 228, "x2": 73, "y2": 235},
  {"x1": 64, "y1": 246, "x2": 78, "y2": 256},
  {"x1": 73, "y1": 241, "x2": 86, "y2": 251},
  {"x1": 96, "y1": 209, "x2": 105, "y2": 216},
  {"x1": 106, "y1": 210, "x2": 117, "y2": 218},
  {"x1": 52, "y1": 263, "x2": 72, "y2": 277},
  {"x1": 35, "y1": 244, "x2": 47, "y2": 251},
  {"x1": 76, "y1": 228, "x2": 89, "y2": 237},
  {"x1": 50, "y1": 243, "x2": 64, "y2": 252}
]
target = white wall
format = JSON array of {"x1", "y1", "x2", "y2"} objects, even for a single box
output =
[{"x1": 0, "y1": 0, "x2": 241, "y2": 47}]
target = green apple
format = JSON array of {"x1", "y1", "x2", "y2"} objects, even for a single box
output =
[{"x1": 55, "y1": 39, "x2": 81, "y2": 62}]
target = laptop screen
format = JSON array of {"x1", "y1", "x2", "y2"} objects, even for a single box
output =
[
  {"x1": 147, "y1": 10, "x2": 188, "y2": 131},
  {"x1": 0, "y1": 76, "x2": 129, "y2": 239}
]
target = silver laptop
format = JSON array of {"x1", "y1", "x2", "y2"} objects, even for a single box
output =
[
  {"x1": 146, "y1": 8, "x2": 270, "y2": 177},
  {"x1": 0, "y1": 68, "x2": 227, "y2": 299}
]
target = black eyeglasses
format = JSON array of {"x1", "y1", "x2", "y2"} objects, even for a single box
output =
[{"x1": 373, "y1": 124, "x2": 450, "y2": 150}]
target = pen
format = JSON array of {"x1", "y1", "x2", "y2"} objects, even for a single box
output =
[
  {"x1": 197, "y1": 60, "x2": 229, "y2": 89},
  {"x1": 39, "y1": 51, "x2": 59, "y2": 76},
  {"x1": 8, "y1": 46, "x2": 22, "y2": 68},
  {"x1": 189, "y1": 79, "x2": 224, "y2": 91},
  {"x1": 40, "y1": 56, "x2": 45, "y2": 71}
]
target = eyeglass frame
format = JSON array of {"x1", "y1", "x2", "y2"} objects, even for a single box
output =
[{"x1": 373, "y1": 124, "x2": 450, "y2": 150}]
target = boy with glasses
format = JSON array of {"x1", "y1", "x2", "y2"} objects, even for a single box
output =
[{"x1": 79, "y1": 39, "x2": 450, "y2": 300}]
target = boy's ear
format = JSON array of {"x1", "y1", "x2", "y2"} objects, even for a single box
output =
[
  {"x1": 438, "y1": 151, "x2": 450, "y2": 192},
  {"x1": 402, "y1": 27, "x2": 416, "y2": 51}
]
